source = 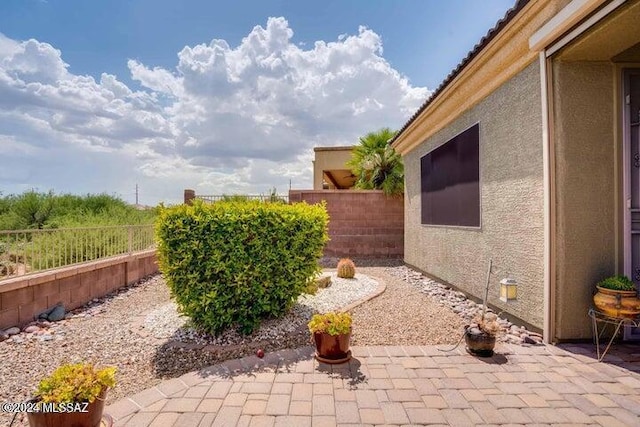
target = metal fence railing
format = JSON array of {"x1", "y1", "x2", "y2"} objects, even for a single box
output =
[
  {"x1": 195, "y1": 194, "x2": 289, "y2": 204},
  {"x1": 0, "y1": 225, "x2": 155, "y2": 281}
]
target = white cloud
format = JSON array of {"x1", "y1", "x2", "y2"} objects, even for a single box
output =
[{"x1": 0, "y1": 20, "x2": 429, "y2": 204}]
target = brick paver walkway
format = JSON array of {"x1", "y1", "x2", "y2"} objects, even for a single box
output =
[{"x1": 107, "y1": 343, "x2": 640, "y2": 426}]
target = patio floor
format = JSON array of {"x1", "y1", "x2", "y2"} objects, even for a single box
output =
[{"x1": 106, "y1": 342, "x2": 640, "y2": 426}]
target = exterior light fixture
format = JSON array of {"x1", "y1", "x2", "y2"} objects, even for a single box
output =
[{"x1": 500, "y1": 277, "x2": 517, "y2": 302}]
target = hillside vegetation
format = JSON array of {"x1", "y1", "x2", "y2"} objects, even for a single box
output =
[{"x1": 0, "y1": 191, "x2": 156, "y2": 230}]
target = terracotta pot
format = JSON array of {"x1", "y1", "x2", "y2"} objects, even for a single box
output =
[
  {"x1": 593, "y1": 286, "x2": 640, "y2": 319},
  {"x1": 313, "y1": 330, "x2": 351, "y2": 364},
  {"x1": 464, "y1": 327, "x2": 496, "y2": 357},
  {"x1": 27, "y1": 390, "x2": 109, "y2": 427}
]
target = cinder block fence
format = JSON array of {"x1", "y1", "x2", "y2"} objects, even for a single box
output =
[{"x1": 289, "y1": 190, "x2": 404, "y2": 259}]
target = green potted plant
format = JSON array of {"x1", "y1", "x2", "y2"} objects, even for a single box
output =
[
  {"x1": 308, "y1": 311, "x2": 352, "y2": 364},
  {"x1": 465, "y1": 312, "x2": 501, "y2": 357},
  {"x1": 27, "y1": 362, "x2": 116, "y2": 427},
  {"x1": 594, "y1": 275, "x2": 640, "y2": 319}
]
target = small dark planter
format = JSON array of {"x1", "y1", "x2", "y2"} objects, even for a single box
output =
[
  {"x1": 464, "y1": 327, "x2": 496, "y2": 357},
  {"x1": 313, "y1": 330, "x2": 351, "y2": 364},
  {"x1": 27, "y1": 390, "x2": 111, "y2": 427}
]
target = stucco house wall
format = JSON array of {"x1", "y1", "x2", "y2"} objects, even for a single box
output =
[
  {"x1": 552, "y1": 60, "x2": 616, "y2": 339},
  {"x1": 403, "y1": 61, "x2": 545, "y2": 329}
]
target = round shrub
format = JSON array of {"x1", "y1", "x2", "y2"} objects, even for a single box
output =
[{"x1": 156, "y1": 200, "x2": 329, "y2": 334}]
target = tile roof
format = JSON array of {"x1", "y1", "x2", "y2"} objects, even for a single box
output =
[{"x1": 389, "y1": 0, "x2": 530, "y2": 146}]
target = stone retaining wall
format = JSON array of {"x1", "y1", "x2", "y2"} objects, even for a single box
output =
[{"x1": 0, "y1": 250, "x2": 158, "y2": 330}]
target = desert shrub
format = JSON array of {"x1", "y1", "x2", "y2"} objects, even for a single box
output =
[
  {"x1": 0, "y1": 191, "x2": 155, "y2": 230},
  {"x1": 156, "y1": 200, "x2": 329, "y2": 334},
  {"x1": 220, "y1": 194, "x2": 251, "y2": 202},
  {"x1": 0, "y1": 191, "x2": 156, "y2": 272}
]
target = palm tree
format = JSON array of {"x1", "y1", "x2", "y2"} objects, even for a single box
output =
[{"x1": 347, "y1": 128, "x2": 404, "y2": 195}]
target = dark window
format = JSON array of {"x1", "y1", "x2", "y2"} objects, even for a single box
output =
[{"x1": 420, "y1": 123, "x2": 480, "y2": 227}]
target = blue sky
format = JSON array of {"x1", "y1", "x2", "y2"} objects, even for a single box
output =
[{"x1": 0, "y1": 0, "x2": 515, "y2": 204}]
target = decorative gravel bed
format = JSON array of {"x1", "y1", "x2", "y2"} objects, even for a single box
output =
[
  {"x1": 142, "y1": 272, "x2": 380, "y2": 345},
  {"x1": 145, "y1": 272, "x2": 383, "y2": 378},
  {"x1": 0, "y1": 264, "x2": 537, "y2": 426},
  {"x1": 0, "y1": 276, "x2": 172, "y2": 427}
]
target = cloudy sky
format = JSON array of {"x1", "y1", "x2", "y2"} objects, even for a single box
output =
[{"x1": 0, "y1": 0, "x2": 514, "y2": 205}]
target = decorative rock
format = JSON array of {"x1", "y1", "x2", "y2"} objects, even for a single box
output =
[
  {"x1": 24, "y1": 325, "x2": 40, "y2": 334},
  {"x1": 484, "y1": 312, "x2": 498, "y2": 322},
  {"x1": 529, "y1": 335, "x2": 543, "y2": 344},
  {"x1": 315, "y1": 275, "x2": 332, "y2": 289},
  {"x1": 47, "y1": 304, "x2": 66, "y2": 322},
  {"x1": 36, "y1": 320, "x2": 51, "y2": 328},
  {"x1": 5, "y1": 327, "x2": 20, "y2": 336},
  {"x1": 386, "y1": 265, "x2": 544, "y2": 347},
  {"x1": 38, "y1": 303, "x2": 66, "y2": 322},
  {"x1": 0, "y1": 331, "x2": 9, "y2": 342}
]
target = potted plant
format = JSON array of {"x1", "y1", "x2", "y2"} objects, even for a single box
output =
[
  {"x1": 463, "y1": 260, "x2": 503, "y2": 357},
  {"x1": 593, "y1": 275, "x2": 640, "y2": 319},
  {"x1": 26, "y1": 362, "x2": 116, "y2": 427},
  {"x1": 308, "y1": 311, "x2": 352, "y2": 364},
  {"x1": 465, "y1": 312, "x2": 501, "y2": 357}
]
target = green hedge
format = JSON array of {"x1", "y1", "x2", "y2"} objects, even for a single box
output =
[{"x1": 155, "y1": 200, "x2": 329, "y2": 334}]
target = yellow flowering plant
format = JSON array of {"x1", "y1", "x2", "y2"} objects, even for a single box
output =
[
  {"x1": 308, "y1": 312, "x2": 352, "y2": 336},
  {"x1": 35, "y1": 363, "x2": 116, "y2": 403}
]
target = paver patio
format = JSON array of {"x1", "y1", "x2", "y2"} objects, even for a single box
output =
[{"x1": 107, "y1": 343, "x2": 640, "y2": 426}]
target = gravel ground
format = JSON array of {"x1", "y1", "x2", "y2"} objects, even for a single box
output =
[
  {"x1": 0, "y1": 266, "x2": 462, "y2": 427},
  {"x1": 0, "y1": 276, "x2": 172, "y2": 427},
  {"x1": 143, "y1": 272, "x2": 380, "y2": 345},
  {"x1": 351, "y1": 267, "x2": 464, "y2": 345}
]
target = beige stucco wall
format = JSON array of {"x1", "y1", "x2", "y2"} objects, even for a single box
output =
[
  {"x1": 552, "y1": 61, "x2": 616, "y2": 340},
  {"x1": 313, "y1": 147, "x2": 354, "y2": 190},
  {"x1": 403, "y1": 61, "x2": 545, "y2": 329}
]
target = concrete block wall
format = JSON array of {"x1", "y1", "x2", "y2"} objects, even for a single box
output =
[
  {"x1": 289, "y1": 190, "x2": 404, "y2": 259},
  {"x1": 0, "y1": 250, "x2": 158, "y2": 330}
]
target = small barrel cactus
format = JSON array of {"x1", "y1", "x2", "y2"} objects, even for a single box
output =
[{"x1": 337, "y1": 258, "x2": 356, "y2": 279}]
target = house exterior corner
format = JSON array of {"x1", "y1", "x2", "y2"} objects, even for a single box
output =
[{"x1": 393, "y1": 0, "x2": 640, "y2": 342}]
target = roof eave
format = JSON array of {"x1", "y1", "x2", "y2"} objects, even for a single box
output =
[{"x1": 390, "y1": 0, "x2": 531, "y2": 150}]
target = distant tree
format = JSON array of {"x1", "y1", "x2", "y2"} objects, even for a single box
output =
[
  {"x1": 347, "y1": 128, "x2": 404, "y2": 195},
  {"x1": 11, "y1": 190, "x2": 55, "y2": 229}
]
